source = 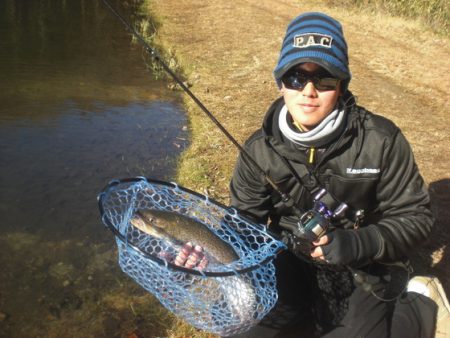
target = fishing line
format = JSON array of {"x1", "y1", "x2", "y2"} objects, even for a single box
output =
[{"x1": 102, "y1": 0, "x2": 295, "y2": 205}]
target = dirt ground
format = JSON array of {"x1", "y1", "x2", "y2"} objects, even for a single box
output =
[{"x1": 149, "y1": 0, "x2": 450, "y2": 294}]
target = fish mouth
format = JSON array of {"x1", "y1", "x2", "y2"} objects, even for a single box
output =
[
  {"x1": 131, "y1": 210, "x2": 184, "y2": 242},
  {"x1": 129, "y1": 214, "x2": 144, "y2": 228},
  {"x1": 129, "y1": 213, "x2": 154, "y2": 234}
]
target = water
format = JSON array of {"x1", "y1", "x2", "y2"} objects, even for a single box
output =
[{"x1": 0, "y1": 1, "x2": 189, "y2": 336}]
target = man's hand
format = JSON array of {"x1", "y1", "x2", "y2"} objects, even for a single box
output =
[
  {"x1": 310, "y1": 227, "x2": 381, "y2": 266},
  {"x1": 173, "y1": 242, "x2": 209, "y2": 270},
  {"x1": 310, "y1": 235, "x2": 329, "y2": 261}
]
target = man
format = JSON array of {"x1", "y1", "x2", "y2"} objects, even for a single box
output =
[{"x1": 228, "y1": 12, "x2": 448, "y2": 337}]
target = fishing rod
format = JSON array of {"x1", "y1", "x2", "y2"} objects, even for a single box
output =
[
  {"x1": 103, "y1": 1, "x2": 376, "y2": 278},
  {"x1": 102, "y1": 0, "x2": 296, "y2": 207},
  {"x1": 103, "y1": 1, "x2": 354, "y2": 245},
  {"x1": 102, "y1": 3, "x2": 405, "y2": 306}
]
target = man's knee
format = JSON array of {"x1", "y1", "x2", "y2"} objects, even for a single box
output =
[{"x1": 391, "y1": 292, "x2": 437, "y2": 338}]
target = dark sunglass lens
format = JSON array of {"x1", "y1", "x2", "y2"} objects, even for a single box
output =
[
  {"x1": 282, "y1": 71, "x2": 339, "y2": 91},
  {"x1": 315, "y1": 78, "x2": 339, "y2": 91},
  {"x1": 282, "y1": 73, "x2": 306, "y2": 90}
]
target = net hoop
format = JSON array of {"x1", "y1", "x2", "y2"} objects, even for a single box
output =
[
  {"x1": 98, "y1": 176, "x2": 286, "y2": 277},
  {"x1": 98, "y1": 177, "x2": 286, "y2": 336}
]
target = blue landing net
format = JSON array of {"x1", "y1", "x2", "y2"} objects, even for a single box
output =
[{"x1": 98, "y1": 177, "x2": 286, "y2": 336}]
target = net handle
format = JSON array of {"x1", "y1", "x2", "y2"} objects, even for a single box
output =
[{"x1": 98, "y1": 176, "x2": 285, "y2": 277}]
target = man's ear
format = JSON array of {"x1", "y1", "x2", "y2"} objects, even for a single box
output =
[
  {"x1": 338, "y1": 82, "x2": 343, "y2": 96},
  {"x1": 339, "y1": 80, "x2": 349, "y2": 96}
]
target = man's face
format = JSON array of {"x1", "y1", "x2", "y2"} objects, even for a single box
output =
[{"x1": 281, "y1": 62, "x2": 341, "y2": 132}]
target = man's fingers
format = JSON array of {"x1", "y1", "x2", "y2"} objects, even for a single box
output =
[
  {"x1": 312, "y1": 235, "x2": 329, "y2": 246},
  {"x1": 174, "y1": 242, "x2": 193, "y2": 266},
  {"x1": 185, "y1": 245, "x2": 204, "y2": 268},
  {"x1": 310, "y1": 245, "x2": 326, "y2": 261},
  {"x1": 197, "y1": 256, "x2": 209, "y2": 270},
  {"x1": 174, "y1": 243, "x2": 208, "y2": 269}
]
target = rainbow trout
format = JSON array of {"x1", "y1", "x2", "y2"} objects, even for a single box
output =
[{"x1": 130, "y1": 209, "x2": 239, "y2": 264}]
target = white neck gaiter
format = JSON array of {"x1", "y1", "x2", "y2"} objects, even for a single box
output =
[{"x1": 278, "y1": 104, "x2": 345, "y2": 148}]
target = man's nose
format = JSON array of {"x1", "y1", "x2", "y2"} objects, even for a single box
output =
[{"x1": 302, "y1": 81, "x2": 318, "y2": 97}]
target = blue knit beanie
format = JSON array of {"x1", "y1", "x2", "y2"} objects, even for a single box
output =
[{"x1": 274, "y1": 12, "x2": 351, "y2": 89}]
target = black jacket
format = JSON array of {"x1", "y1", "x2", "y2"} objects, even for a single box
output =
[{"x1": 230, "y1": 96, "x2": 433, "y2": 263}]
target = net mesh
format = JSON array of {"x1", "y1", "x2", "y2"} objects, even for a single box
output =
[{"x1": 98, "y1": 177, "x2": 286, "y2": 336}]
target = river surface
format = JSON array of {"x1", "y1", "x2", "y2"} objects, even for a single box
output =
[{"x1": 0, "y1": 1, "x2": 189, "y2": 336}]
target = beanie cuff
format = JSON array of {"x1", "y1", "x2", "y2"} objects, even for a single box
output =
[{"x1": 274, "y1": 56, "x2": 350, "y2": 81}]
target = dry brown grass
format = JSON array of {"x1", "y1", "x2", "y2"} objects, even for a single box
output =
[{"x1": 325, "y1": 0, "x2": 449, "y2": 34}]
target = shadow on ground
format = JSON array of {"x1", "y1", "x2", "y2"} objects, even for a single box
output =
[{"x1": 410, "y1": 179, "x2": 450, "y2": 295}]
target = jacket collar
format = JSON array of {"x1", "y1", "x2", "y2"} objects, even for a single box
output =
[{"x1": 261, "y1": 93, "x2": 360, "y2": 162}]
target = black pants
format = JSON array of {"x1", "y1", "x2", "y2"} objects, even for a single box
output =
[
  {"x1": 320, "y1": 281, "x2": 437, "y2": 338},
  {"x1": 231, "y1": 251, "x2": 437, "y2": 338}
]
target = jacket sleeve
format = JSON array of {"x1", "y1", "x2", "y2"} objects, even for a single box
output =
[
  {"x1": 229, "y1": 149, "x2": 273, "y2": 225},
  {"x1": 370, "y1": 130, "x2": 434, "y2": 262}
]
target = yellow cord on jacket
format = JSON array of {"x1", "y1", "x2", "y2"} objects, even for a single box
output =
[
  {"x1": 292, "y1": 120, "x2": 316, "y2": 164},
  {"x1": 309, "y1": 147, "x2": 316, "y2": 164}
]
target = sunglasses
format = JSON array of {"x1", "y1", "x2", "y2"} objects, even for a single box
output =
[{"x1": 281, "y1": 71, "x2": 340, "y2": 91}]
